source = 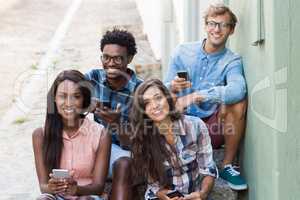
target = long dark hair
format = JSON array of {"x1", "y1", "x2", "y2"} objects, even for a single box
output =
[
  {"x1": 130, "y1": 79, "x2": 181, "y2": 188},
  {"x1": 43, "y1": 70, "x2": 92, "y2": 174}
]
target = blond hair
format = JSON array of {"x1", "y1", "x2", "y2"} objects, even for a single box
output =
[{"x1": 204, "y1": 3, "x2": 237, "y2": 28}]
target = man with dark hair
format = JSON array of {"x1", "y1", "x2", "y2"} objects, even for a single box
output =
[
  {"x1": 86, "y1": 28, "x2": 143, "y2": 200},
  {"x1": 165, "y1": 4, "x2": 248, "y2": 191}
]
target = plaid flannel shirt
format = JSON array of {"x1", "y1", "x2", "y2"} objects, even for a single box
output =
[
  {"x1": 145, "y1": 115, "x2": 217, "y2": 198},
  {"x1": 85, "y1": 68, "x2": 143, "y2": 145}
]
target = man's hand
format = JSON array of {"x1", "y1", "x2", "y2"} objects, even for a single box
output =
[
  {"x1": 171, "y1": 77, "x2": 192, "y2": 93},
  {"x1": 176, "y1": 92, "x2": 205, "y2": 112},
  {"x1": 94, "y1": 103, "x2": 121, "y2": 124},
  {"x1": 183, "y1": 191, "x2": 208, "y2": 200}
]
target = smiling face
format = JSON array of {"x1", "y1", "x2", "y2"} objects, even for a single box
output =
[
  {"x1": 55, "y1": 80, "x2": 84, "y2": 124},
  {"x1": 205, "y1": 13, "x2": 234, "y2": 52},
  {"x1": 101, "y1": 44, "x2": 131, "y2": 80},
  {"x1": 143, "y1": 86, "x2": 170, "y2": 123}
]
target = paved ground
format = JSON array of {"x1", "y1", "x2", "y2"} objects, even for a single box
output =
[{"x1": 0, "y1": 0, "x2": 160, "y2": 199}]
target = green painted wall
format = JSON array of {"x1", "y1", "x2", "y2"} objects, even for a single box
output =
[{"x1": 228, "y1": 0, "x2": 300, "y2": 199}]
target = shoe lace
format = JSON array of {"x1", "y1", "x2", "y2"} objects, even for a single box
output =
[{"x1": 227, "y1": 166, "x2": 240, "y2": 176}]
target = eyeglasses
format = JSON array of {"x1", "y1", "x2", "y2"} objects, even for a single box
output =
[
  {"x1": 206, "y1": 21, "x2": 233, "y2": 30},
  {"x1": 101, "y1": 54, "x2": 126, "y2": 65}
]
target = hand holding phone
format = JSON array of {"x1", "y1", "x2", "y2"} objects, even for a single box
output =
[
  {"x1": 148, "y1": 190, "x2": 184, "y2": 200},
  {"x1": 171, "y1": 71, "x2": 191, "y2": 93},
  {"x1": 94, "y1": 102, "x2": 121, "y2": 124},
  {"x1": 166, "y1": 190, "x2": 184, "y2": 198},
  {"x1": 177, "y1": 71, "x2": 189, "y2": 81}
]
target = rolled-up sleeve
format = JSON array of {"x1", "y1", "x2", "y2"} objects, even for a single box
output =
[
  {"x1": 197, "y1": 58, "x2": 247, "y2": 105},
  {"x1": 164, "y1": 45, "x2": 185, "y2": 89}
]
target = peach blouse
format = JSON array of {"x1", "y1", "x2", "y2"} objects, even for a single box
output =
[{"x1": 60, "y1": 118, "x2": 106, "y2": 186}]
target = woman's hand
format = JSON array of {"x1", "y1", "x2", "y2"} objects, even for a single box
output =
[
  {"x1": 48, "y1": 173, "x2": 68, "y2": 194},
  {"x1": 183, "y1": 191, "x2": 208, "y2": 200},
  {"x1": 156, "y1": 189, "x2": 184, "y2": 200},
  {"x1": 66, "y1": 179, "x2": 78, "y2": 196},
  {"x1": 64, "y1": 172, "x2": 78, "y2": 196}
]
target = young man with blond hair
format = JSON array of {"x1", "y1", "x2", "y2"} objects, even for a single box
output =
[{"x1": 165, "y1": 4, "x2": 248, "y2": 190}]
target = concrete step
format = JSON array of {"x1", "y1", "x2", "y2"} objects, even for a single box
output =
[
  {"x1": 213, "y1": 148, "x2": 226, "y2": 169},
  {"x1": 211, "y1": 178, "x2": 238, "y2": 200}
]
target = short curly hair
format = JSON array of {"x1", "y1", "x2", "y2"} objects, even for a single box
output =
[{"x1": 100, "y1": 28, "x2": 137, "y2": 57}]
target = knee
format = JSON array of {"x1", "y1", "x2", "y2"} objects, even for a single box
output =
[
  {"x1": 113, "y1": 157, "x2": 131, "y2": 173},
  {"x1": 221, "y1": 99, "x2": 247, "y2": 120}
]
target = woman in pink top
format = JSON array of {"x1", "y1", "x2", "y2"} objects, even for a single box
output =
[{"x1": 33, "y1": 70, "x2": 111, "y2": 200}]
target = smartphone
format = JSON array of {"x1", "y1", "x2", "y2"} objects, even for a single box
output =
[
  {"x1": 96, "y1": 100, "x2": 110, "y2": 109},
  {"x1": 177, "y1": 71, "x2": 189, "y2": 81},
  {"x1": 52, "y1": 169, "x2": 70, "y2": 179},
  {"x1": 166, "y1": 190, "x2": 184, "y2": 198},
  {"x1": 101, "y1": 101, "x2": 111, "y2": 108},
  {"x1": 147, "y1": 190, "x2": 184, "y2": 200},
  {"x1": 148, "y1": 196, "x2": 159, "y2": 200}
]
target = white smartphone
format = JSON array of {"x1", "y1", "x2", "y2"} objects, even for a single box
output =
[{"x1": 52, "y1": 169, "x2": 70, "y2": 179}]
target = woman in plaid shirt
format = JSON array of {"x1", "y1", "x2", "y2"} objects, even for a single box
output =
[{"x1": 130, "y1": 79, "x2": 217, "y2": 200}]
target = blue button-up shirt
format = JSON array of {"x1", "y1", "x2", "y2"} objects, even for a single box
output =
[
  {"x1": 85, "y1": 68, "x2": 143, "y2": 145},
  {"x1": 164, "y1": 39, "x2": 247, "y2": 118}
]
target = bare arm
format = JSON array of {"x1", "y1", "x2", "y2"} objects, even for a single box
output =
[
  {"x1": 33, "y1": 128, "x2": 67, "y2": 194},
  {"x1": 199, "y1": 175, "x2": 215, "y2": 199},
  {"x1": 32, "y1": 128, "x2": 51, "y2": 193}
]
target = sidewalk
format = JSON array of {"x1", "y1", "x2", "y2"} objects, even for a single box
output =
[{"x1": 0, "y1": 0, "x2": 159, "y2": 199}]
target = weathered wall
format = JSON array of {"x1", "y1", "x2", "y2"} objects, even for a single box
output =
[{"x1": 229, "y1": 0, "x2": 300, "y2": 199}]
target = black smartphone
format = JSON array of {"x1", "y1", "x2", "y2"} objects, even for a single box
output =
[
  {"x1": 101, "y1": 101, "x2": 111, "y2": 108},
  {"x1": 94, "y1": 100, "x2": 110, "y2": 110},
  {"x1": 166, "y1": 190, "x2": 184, "y2": 198},
  {"x1": 177, "y1": 71, "x2": 189, "y2": 81}
]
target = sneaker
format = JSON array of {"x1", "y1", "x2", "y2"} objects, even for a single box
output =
[{"x1": 219, "y1": 164, "x2": 248, "y2": 190}]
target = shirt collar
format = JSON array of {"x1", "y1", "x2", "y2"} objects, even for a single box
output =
[
  {"x1": 200, "y1": 38, "x2": 227, "y2": 60},
  {"x1": 122, "y1": 68, "x2": 141, "y2": 92},
  {"x1": 100, "y1": 68, "x2": 140, "y2": 92},
  {"x1": 172, "y1": 118, "x2": 186, "y2": 136},
  {"x1": 62, "y1": 118, "x2": 88, "y2": 140}
]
